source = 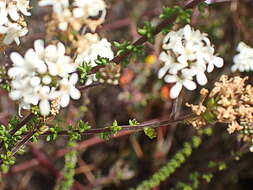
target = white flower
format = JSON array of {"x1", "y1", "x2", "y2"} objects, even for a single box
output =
[
  {"x1": 56, "y1": 8, "x2": 72, "y2": 31},
  {"x1": 158, "y1": 52, "x2": 187, "y2": 77},
  {"x1": 75, "y1": 38, "x2": 114, "y2": 67},
  {"x1": 8, "y1": 39, "x2": 81, "y2": 116},
  {"x1": 158, "y1": 25, "x2": 224, "y2": 98},
  {"x1": 0, "y1": 22, "x2": 28, "y2": 45},
  {"x1": 59, "y1": 73, "x2": 81, "y2": 107},
  {"x1": 75, "y1": 37, "x2": 114, "y2": 85},
  {"x1": 15, "y1": 0, "x2": 31, "y2": 16},
  {"x1": 45, "y1": 42, "x2": 76, "y2": 77},
  {"x1": 0, "y1": 0, "x2": 30, "y2": 46},
  {"x1": 205, "y1": 0, "x2": 213, "y2": 4},
  {"x1": 0, "y1": 1, "x2": 8, "y2": 25},
  {"x1": 0, "y1": 0, "x2": 31, "y2": 24},
  {"x1": 37, "y1": 86, "x2": 52, "y2": 116},
  {"x1": 73, "y1": 0, "x2": 106, "y2": 19},
  {"x1": 231, "y1": 42, "x2": 253, "y2": 72},
  {"x1": 187, "y1": 62, "x2": 207, "y2": 85},
  {"x1": 0, "y1": 1, "x2": 19, "y2": 22},
  {"x1": 164, "y1": 69, "x2": 197, "y2": 99},
  {"x1": 39, "y1": 0, "x2": 69, "y2": 14},
  {"x1": 9, "y1": 77, "x2": 30, "y2": 100},
  {"x1": 250, "y1": 145, "x2": 253, "y2": 152},
  {"x1": 9, "y1": 50, "x2": 45, "y2": 78},
  {"x1": 32, "y1": 40, "x2": 76, "y2": 77}
]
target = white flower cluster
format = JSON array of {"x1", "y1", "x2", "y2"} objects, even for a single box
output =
[
  {"x1": 158, "y1": 25, "x2": 224, "y2": 99},
  {"x1": 39, "y1": 0, "x2": 106, "y2": 32},
  {"x1": 232, "y1": 42, "x2": 253, "y2": 72},
  {"x1": 75, "y1": 33, "x2": 114, "y2": 85},
  {"x1": 8, "y1": 40, "x2": 81, "y2": 116},
  {"x1": 39, "y1": 0, "x2": 114, "y2": 85},
  {"x1": 0, "y1": 0, "x2": 30, "y2": 45}
]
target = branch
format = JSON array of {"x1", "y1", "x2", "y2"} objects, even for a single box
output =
[
  {"x1": 44, "y1": 113, "x2": 194, "y2": 136},
  {"x1": 9, "y1": 113, "x2": 34, "y2": 136},
  {"x1": 87, "y1": 0, "x2": 206, "y2": 74},
  {"x1": 77, "y1": 82, "x2": 102, "y2": 90},
  {"x1": 4, "y1": 113, "x2": 195, "y2": 163}
]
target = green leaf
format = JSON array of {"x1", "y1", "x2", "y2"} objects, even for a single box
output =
[
  {"x1": 78, "y1": 121, "x2": 91, "y2": 133},
  {"x1": 202, "y1": 173, "x2": 213, "y2": 183},
  {"x1": 100, "y1": 131, "x2": 111, "y2": 140},
  {"x1": 144, "y1": 127, "x2": 157, "y2": 139},
  {"x1": 109, "y1": 120, "x2": 122, "y2": 135},
  {"x1": 129, "y1": 119, "x2": 139, "y2": 126}
]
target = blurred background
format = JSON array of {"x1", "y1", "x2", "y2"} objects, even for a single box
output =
[{"x1": 1, "y1": 0, "x2": 253, "y2": 189}]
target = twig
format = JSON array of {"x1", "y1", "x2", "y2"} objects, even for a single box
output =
[
  {"x1": 77, "y1": 82, "x2": 102, "y2": 90},
  {"x1": 0, "y1": 113, "x2": 35, "y2": 155},
  {"x1": 43, "y1": 113, "x2": 194, "y2": 136},
  {"x1": 11, "y1": 131, "x2": 36, "y2": 156},
  {"x1": 9, "y1": 113, "x2": 34, "y2": 136},
  {"x1": 2, "y1": 113, "x2": 195, "y2": 165},
  {"x1": 87, "y1": 0, "x2": 206, "y2": 75}
]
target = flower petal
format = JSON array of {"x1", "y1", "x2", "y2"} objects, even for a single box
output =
[
  {"x1": 70, "y1": 87, "x2": 81, "y2": 100},
  {"x1": 164, "y1": 75, "x2": 177, "y2": 83},
  {"x1": 10, "y1": 52, "x2": 25, "y2": 66},
  {"x1": 170, "y1": 82, "x2": 183, "y2": 99},
  {"x1": 60, "y1": 94, "x2": 70, "y2": 107},
  {"x1": 69, "y1": 73, "x2": 78, "y2": 84},
  {"x1": 39, "y1": 99, "x2": 51, "y2": 116},
  {"x1": 196, "y1": 72, "x2": 207, "y2": 86},
  {"x1": 213, "y1": 56, "x2": 224, "y2": 68},
  {"x1": 183, "y1": 80, "x2": 197, "y2": 90}
]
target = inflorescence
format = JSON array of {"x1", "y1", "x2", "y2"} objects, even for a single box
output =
[
  {"x1": 232, "y1": 42, "x2": 253, "y2": 72},
  {"x1": 187, "y1": 75, "x2": 253, "y2": 150},
  {"x1": 158, "y1": 24, "x2": 224, "y2": 99},
  {"x1": 8, "y1": 39, "x2": 80, "y2": 116},
  {"x1": 0, "y1": 0, "x2": 31, "y2": 46}
]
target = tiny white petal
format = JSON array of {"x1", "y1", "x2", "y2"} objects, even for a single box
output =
[
  {"x1": 42, "y1": 75, "x2": 52, "y2": 85},
  {"x1": 30, "y1": 76, "x2": 41, "y2": 87},
  {"x1": 196, "y1": 72, "x2": 208, "y2": 86},
  {"x1": 183, "y1": 80, "x2": 197, "y2": 90},
  {"x1": 164, "y1": 75, "x2": 177, "y2": 83},
  {"x1": 213, "y1": 57, "x2": 224, "y2": 68},
  {"x1": 170, "y1": 82, "x2": 183, "y2": 99},
  {"x1": 60, "y1": 94, "x2": 70, "y2": 107},
  {"x1": 39, "y1": 99, "x2": 51, "y2": 116},
  {"x1": 9, "y1": 90, "x2": 22, "y2": 100},
  {"x1": 70, "y1": 87, "x2": 81, "y2": 100},
  {"x1": 69, "y1": 73, "x2": 78, "y2": 84}
]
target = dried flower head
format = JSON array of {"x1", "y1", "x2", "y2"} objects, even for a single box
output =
[
  {"x1": 99, "y1": 63, "x2": 121, "y2": 85},
  {"x1": 187, "y1": 75, "x2": 253, "y2": 139}
]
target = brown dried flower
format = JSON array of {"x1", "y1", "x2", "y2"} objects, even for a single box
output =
[
  {"x1": 99, "y1": 63, "x2": 121, "y2": 85},
  {"x1": 50, "y1": 97, "x2": 60, "y2": 116},
  {"x1": 186, "y1": 75, "x2": 253, "y2": 138}
]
